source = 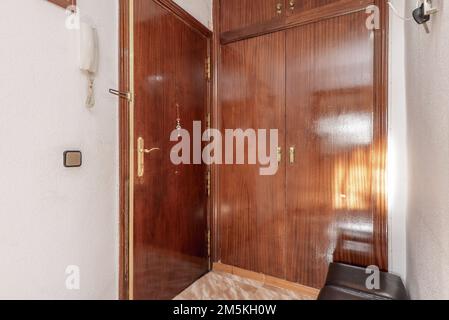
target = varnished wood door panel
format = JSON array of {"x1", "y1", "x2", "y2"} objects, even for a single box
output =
[
  {"x1": 47, "y1": 0, "x2": 76, "y2": 9},
  {"x1": 289, "y1": 0, "x2": 341, "y2": 13},
  {"x1": 220, "y1": 0, "x2": 285, "y2": 33},
  {"x1": 219, "y1": 32, "x2": 286, "y2": 279},
  {"x1": 133, "y1": 0, "x2": 208, "y2": 300},
  {"x1": 285, "y1": 11, "x2": 385, "y2": 289}
]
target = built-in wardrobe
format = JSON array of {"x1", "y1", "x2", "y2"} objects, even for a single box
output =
[{"x1": 214, "y1": 0, "x2": 388, "y2": 289}]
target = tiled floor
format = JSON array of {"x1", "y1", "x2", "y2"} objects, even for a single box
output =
[{"x1": 174, "y1": 271, "x2": 315, "y2": 300}]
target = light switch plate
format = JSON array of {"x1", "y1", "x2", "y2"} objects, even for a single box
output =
[{"x1": 64, "y1": 151, "x2": 82, "y2": 168}]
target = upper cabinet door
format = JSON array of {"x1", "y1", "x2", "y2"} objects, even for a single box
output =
[
  {"x1": 286, "y1": 0, "x2": 346, "y2": 17},
  {"x1": 220, "y1": 0, "x2": 286, "y2": 33}
]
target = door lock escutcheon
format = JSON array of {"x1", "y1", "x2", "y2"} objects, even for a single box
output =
[{"x1": 137, "y1": 137, "x2": 160, "y2": 178}]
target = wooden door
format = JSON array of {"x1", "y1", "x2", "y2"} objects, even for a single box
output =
[
  {"x1": 285, "y1": 11, "x2": 386, "y2": 289},
  {"x1": 220, "y1": 0, "x2": 286, "y2": 33},
  {"x1": 133, "y1": 0, "x2": 209, "y2": 300},
  {"x1": 219, "y1": 32, "x2": 286, "y2": 279}
]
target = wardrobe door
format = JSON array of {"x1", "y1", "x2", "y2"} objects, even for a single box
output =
[
  {"x1": 286, "y1": 11, "x2": 385, "y2": 288},
  {"x1": 220, "y1": 0, "x2": 286, "y2": 33},
  {"x1": 219, "y1": 32, "x2": 286, "y2": 279}
]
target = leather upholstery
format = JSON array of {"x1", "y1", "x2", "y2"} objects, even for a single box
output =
[
  {"x1": 318, "y1": 263, "x2": 409, "y2": 300},
  {"x1": 318, "y1": 285, "x2": 390, "y2": 300}
]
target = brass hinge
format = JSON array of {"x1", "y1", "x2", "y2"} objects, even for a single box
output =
[
  {"x1": 206, "y1": 170, "x2": 211, "y2": 197},
  {"x1": 205, "y1": 57, "x2": 211, "y2": 80},
  {"x1": 206, "y1": 113, "x2": 211, "y2": 129}
]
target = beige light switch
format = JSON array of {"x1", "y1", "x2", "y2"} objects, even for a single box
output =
[{"x1": 64, "y1": 151, "x2": 82, "y2": 168}]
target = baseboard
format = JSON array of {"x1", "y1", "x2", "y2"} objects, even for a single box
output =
[{"x1": 212, "y1": 263, "x2": 320, "y2": 299}]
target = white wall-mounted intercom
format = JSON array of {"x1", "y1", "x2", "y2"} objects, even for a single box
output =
[{"x1": 79, "y1": 22, "x2": 99, "y2": 108}]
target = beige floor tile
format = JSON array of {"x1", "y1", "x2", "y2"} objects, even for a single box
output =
[{"x1": 175, "y1": 271, "x2": 314, "y2": 300}]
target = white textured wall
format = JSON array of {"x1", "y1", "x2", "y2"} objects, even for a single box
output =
[
  {"x1": 388, "y1": 0, "x2": 407, "y2": 282},
  {"x1": 0, "y1": 0, "x2": 118, "y2": 299},
  {"x1": 405, "y1": 0, "x2": 449, "y2": 299},
  {"x1": 174, "y1": 0, "x2": 213, "y2": 30}
]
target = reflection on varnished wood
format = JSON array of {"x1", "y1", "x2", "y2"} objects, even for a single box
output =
[
  {"x1": 217, "y1": 8, "x2": 387, "y2": 290},
  {"x1": 136, "y1": 247, "x2": 207, "y2": 300},
  {"x1": 293, "y1": 0, "x2": 342, "y2": 12},
  {"x1": 220, "y1": 0, "x2": 283, "y2": 33},
  {"x1": 219, "y1": 32, "x2": 286, "y2": 279},
  {"x1": 133, "y1": 0, "x2": 209, "y2": 300},
  {"x1": 286, "y1": 11, "x2": 386, "y2": 288}
]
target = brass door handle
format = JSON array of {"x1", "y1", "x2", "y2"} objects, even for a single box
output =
[
  {"x1": 142, "y1": 148, "x2": 160, "y2": 154},
  {"x1": 289, "y1": 146, "x2": 296, "y2": 164},
  {"x1": 137, "y1": 137, "x2": 160, "y2": 178},
  {"x1": 277, "y1": 147, "x2": 282, "y2": 163}
]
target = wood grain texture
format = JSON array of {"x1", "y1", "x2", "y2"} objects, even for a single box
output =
[
  {"x1": 155, "y1": 0, "x2": 212, "y2": 37},
  {"x1": 211, "y1": 0, "x2": 221, "y2": 264},
  {"x1": 290, "y1": 0, "x2": 341, "y2": 13},
  {"x1": 216, "y1": 0, "x2": 389, "y2": 290},
  {"x1": 220, "y1": 0, "x2": 285, "y2": 33},
  {"x1": 47, "y1": 0, "x2": 75, "y2": 9},
  {"x1": 285, "y1": 10, "x2": 385, "y2": 289},
  {"x1": 372, "y1": 0, "x2": 389, "y2": 272},
  {"x1": 219, "y1": 32, "x2": 286, "y2": 279},
  {"x1": 119, "y1": 0, "x2": 130, "y2": 300},
  {"x1": 220, "y1": 0, "x2": 374, "y2": 44},
  {"x1": 132, "y1": 0, "x2": 209, "y2": 300}
]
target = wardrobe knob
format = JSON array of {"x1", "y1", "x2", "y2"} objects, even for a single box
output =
[
  {"x1": 277, "y1": 147, "x2": 282, "y2": 163},
  {"x1": 289, "y1": 0, "x2": 296, "y2": 11},
  {"x1": 276, "y1": 3, "x2": 283, "y2": 14},
  {"x1": 289, "y1": 147, "x2": 296, "y2": 164}
]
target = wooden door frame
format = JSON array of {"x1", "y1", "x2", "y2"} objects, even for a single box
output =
[
  {"x1": 372, "y1": 0, "x2": 389, "y2": 271},
  {"x1": 118, "y1": 0, "x2": 212, "y2": 300},
  {"x1": 212, "y1": 0, "x2": 389, "y2": 272}
]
